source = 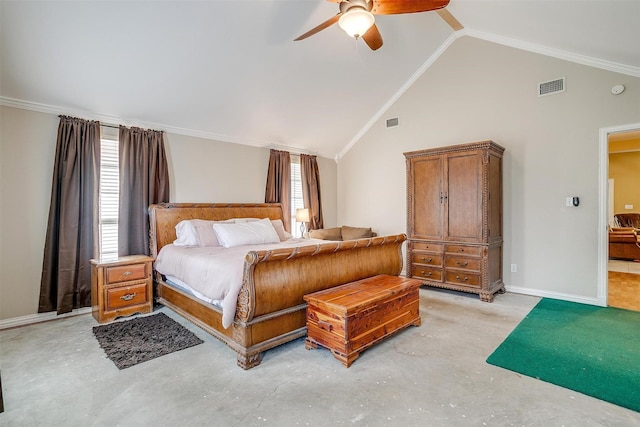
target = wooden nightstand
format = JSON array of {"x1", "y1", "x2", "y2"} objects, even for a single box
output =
[{"x1": 90, "y1": 255, "x2": 154, "y2": 323}]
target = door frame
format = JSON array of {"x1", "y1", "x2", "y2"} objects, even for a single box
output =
[{"x1": 597, "y1": 122, "x2": 640, "y2": 306}]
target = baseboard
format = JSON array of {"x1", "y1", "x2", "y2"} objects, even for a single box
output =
[
  {"x1": 0, "y1": 307, "x2": 92, "y2": 330},
  {"x1": 1, "y1": 287, "x2": 596, "y2": 330},
  {"x1": 506, "y1": 285, "x2": 602, "y2": 306}
]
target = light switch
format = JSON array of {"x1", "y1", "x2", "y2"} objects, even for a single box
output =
[{"x1": 625, "y1": 204, "x2": 634, "y2": 210}]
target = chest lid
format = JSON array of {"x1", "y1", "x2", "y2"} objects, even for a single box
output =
[{"x1": 304, "y1": 275, "x2": 421, "y2": 316}]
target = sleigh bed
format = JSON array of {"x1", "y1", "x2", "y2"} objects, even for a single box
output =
[{"x1": 149, "y1": 203, "x2": 406, "y2": 369}]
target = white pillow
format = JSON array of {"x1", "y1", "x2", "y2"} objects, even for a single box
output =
[
  {"x1": 212, "y1": 218, "x2": 281, "y2": 248},
  {"x1": 174, "y1": 219, "x2": 233, "y2": 247},
  {"x1": 174, "y1": 220, "x2": 198, "y2": 246}
]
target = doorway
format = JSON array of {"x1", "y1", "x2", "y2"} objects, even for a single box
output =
[{"x1": 598, "y1": 123, "x2": 640, "y2": 311}]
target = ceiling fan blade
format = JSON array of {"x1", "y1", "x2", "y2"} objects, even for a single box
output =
[
  {"x1": 371, "y1": 0, "x2": 450, "y2": 15},
  {"x1": 362, "y1": 23, "x2": 383, "y2": 50},
  {"x1": 436, "y1": 8, "x2": 463, "y2": 31},
  {"x1": 294, "y1": 14, "x2": 341, "y2": 41}
]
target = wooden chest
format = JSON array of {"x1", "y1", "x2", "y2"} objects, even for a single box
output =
[{"x1": 304, "y1": 275, "x2": 422, "y2": 367}]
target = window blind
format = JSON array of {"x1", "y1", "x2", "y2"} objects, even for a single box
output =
[
  {"x1": 291, "y1": 156, "x2": 304, "y2": 237},
  {"x1": 99, "y1": 138, "x2": 119, "y2": 258}
]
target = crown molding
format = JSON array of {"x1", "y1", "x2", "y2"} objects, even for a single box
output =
[
  {"x1": 467, "y1": 29, "x2": 640, "y2": 78},
  {"x1": 0, "y1": 96, "x2": 328, "y2": 159}
]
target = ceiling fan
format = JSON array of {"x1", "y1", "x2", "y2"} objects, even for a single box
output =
[{"x1": 294, "y1": 0, "x2": 462, "y2": 51}]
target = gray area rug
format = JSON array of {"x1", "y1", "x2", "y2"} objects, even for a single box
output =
[{"x1": 93, "y1": 312, "x2": 204, "y2": 369}]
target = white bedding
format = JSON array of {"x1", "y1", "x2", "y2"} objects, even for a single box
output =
[{"x1": 154, "y1": 238, "x2": 323, "y2": 328}]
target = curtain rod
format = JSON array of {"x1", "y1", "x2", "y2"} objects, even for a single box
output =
[
  {"x1": 60, "y1": 115, "x2": 158, "y2": 132},
  {"x1": 101, "y1": 123, "x2": 163, "y2": 133},
  {"x1": 269, "y1": 144, "x2": 316, "y2": 156}
]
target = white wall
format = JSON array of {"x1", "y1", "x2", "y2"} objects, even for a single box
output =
[
  {"x1": 166, "y1": 132, "x2": 338, "y2": 226},
  {"x1": 0, "y1": 107, "x2": 58, "y2": 320},
  {"x1": 0, "y1": 106, "x2": 337, "y2": 320},
  {"x1": 338, "y1": 36, "x2": 640, "y2": 303}
]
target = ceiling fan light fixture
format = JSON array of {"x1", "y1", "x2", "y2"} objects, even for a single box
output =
[{"x1": 338, "y1": 8, "x2": 375, "y2": 39}]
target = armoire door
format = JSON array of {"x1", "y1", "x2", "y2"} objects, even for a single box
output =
[
  {"x1": 410, "y1": 156, "x2": 443, "y2": 240},
  {"x1": 444, "y1": 150, "x2": 482, "y2": 242}
]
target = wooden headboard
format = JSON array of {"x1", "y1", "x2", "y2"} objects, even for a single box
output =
[{"x1": 148, "y1": 203, "x2": 285, "y2": 258}]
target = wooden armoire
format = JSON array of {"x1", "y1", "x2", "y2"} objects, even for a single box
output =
[{"x1": 404, "y1": 140, "x2": 505, "y2": 302}]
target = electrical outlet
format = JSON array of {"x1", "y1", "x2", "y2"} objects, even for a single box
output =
[{"x1": 511, "y1": 264, "x2": 517, "y2": 273}]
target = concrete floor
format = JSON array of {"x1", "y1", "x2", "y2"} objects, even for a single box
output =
[{"x1": 1, "y1": 289, "x2": 639, "y2": 427}]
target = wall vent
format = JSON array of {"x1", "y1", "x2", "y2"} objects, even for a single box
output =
[
  {"x1": 538, "y1": 77, "x2": 565, "y2": 97},
  {"x1": 386, "y1": 117, "x2": 399, "y2": 128}
]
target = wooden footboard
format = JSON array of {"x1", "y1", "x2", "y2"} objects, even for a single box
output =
[{"x1": 149, "y1": 203, "x2": 406, "y2": 369}]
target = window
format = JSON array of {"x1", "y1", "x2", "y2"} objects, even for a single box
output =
[
  {"x1": 99, "y1": 138, "x2": 119, "y2": 259},
  {"x1": 290, "y1": 155, "x2": 304, "y2": 237}
]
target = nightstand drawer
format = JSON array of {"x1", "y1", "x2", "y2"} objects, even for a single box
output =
[
  {"x1": 106, "y1": 263, "x2": 147, "y2": 284},
  {"x1": 105, "y1": 282, "x2": 149, "y2": 311}
]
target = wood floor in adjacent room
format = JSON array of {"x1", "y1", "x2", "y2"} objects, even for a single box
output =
[{"x1": 608, "y1": 260, "x2": 640, "y2": 312}]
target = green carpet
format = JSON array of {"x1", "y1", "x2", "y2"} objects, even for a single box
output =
[{"x1": 486, "y1": 298, "x2": 640, "y2": 412}]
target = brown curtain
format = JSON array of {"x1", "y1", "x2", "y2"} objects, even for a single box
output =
[
  {"x1": 265, "y1": 149, "x2": 291, "y2": 232},
  {"x1": 118, "y1": 126, "x2": 170, "y2": 256},
  {"x1": 39, "y1": 116, "x2": 100, "y2": 314},
  {"x1": 300, "y1": 154, "x2": 324, "y2": 230}
]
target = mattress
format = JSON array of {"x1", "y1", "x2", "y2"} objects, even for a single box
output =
[{"x1": 154, "y1": 238, "x2": 322, "y2": 328}]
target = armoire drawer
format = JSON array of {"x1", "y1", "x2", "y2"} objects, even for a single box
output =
[
  {"x1": 444, "y1": 256, "x2": 481, "y2": 272},
  {"x1": 411, "y1": 265, "x2": 443, "y2": 282},
  {"x1": 444, "y1": 245, "x2": 481, "y2": 257},
  {"x1": 412, "y1": 242, "x2": 443, "y2": 253},
  {"x1": 445, "y1": 271, "x2": 480, "y2": 287},
  {"x1": 411, "y1": 253, "x2": 443, "y2": 267}
]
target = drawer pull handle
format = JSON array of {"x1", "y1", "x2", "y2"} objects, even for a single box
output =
[
  {"x1": 456, "y1": 261, "x2": 469, "y2": 267},
  {"x1": 318, "y1": 320, "x2": 333, "y2": 332},
  {"x1": 122, "y1": 271, "x2": 132, "y2": 276},
  {"x1": 455, "y1": 276, "x2": 469, "y2": 282},
  {"x1": 422, "y1": 271, "x2": 432, "y2": 277},
  {"x1": 120, "y1": 293, "x2": 136, "y2": 301},
  {"x1": 421, "y1": 257, "x2": 433, "y2": 263}
]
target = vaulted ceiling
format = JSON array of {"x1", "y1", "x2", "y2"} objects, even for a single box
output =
[{"x1": 1, "y1": 1, "x2": 639, "y2": 159}]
